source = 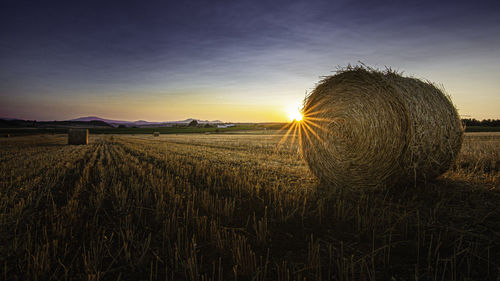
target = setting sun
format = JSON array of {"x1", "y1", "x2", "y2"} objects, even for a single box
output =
[{"x1": 286, "y1": 103, "x2": 303, "y2": 122}]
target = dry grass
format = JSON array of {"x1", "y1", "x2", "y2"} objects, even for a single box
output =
[
  {"x1": 301, "y1": 66, "x2": 463, "y2": 189},
  {"x1": 0, "y1": 133, "x2": 498, "y2": 280}
]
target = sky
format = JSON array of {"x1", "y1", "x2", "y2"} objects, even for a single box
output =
[{"x1": 1, "y1": 0, "x2": 499, "y2": 122}]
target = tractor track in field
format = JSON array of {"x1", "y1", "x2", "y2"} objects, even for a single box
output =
[
  {"x1": 0, "y1": 145, "x2": 86, "y2": 188},
  {"x1": 119, "y1": 136, "x2": 308, "y2": 174},
  {"x1": 0, "y1": 145, "x2": 94, "y2": 215}
]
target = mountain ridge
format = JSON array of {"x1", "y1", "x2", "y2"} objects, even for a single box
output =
[{"x1": 69, "y1": 116, "x2": 224, "y2": 127}]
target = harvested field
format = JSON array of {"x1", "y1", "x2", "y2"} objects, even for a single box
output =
[{"x1": 0, "y1": 133, "x2": 499, "y2": 280}]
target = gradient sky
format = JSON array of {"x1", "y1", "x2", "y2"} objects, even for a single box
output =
[{"x1": 1, "y1": 0, "x2": 499, "y2": 122}]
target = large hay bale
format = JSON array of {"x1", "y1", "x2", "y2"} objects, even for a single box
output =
[
  {"x1": 68, "y1": 129, "x2": 88, "y2": 145},
  {"x1": 300, "y1": 66, "x2": 464, "y2": 188}
]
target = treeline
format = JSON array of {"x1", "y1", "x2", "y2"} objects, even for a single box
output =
[
  {"x1": 0, "y1": 119, "x2": 112, "y2": 128},
  {"x1": 462, "y1": 119, "x2": 500, "y2": 127}
]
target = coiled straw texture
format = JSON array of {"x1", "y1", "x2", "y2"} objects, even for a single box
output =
[{"x1": 301, "y1": 66, "x2": 464, "y2": 189}]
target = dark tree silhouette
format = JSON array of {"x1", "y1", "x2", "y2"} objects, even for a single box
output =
[
  {"x1": 188, "y1": 120, "x2": 198, "y2": 127},
  {"x1": 462, "y1": 118, "x2": 500, "y2": 127}
]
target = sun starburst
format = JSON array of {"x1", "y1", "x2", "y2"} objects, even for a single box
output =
[
  {"x1": 286, "y1": 104, "x2": 303, "y2": 122},
  {"x1": 277, "y1": 101, "x2": 327, "y2": 154}
]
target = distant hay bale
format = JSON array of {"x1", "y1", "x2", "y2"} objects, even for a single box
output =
[
  {"x1": 301, "y1": 66, "x2": 464, "y2": 189},
  {"x1": 153, "y1": 131, "x2": 160, "y2": 137},
  {"x1": 68, "y1": 129, "x2": 88, "y2": 145}
]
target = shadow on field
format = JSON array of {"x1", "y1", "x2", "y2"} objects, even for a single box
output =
[
  {"x1": 305, "y1": 179, "x2": 500, "y2": 280},
  {"x1": 388, "y1": 178, "x2": 498, "y2": 210},
  {"x1": 314, "y1": 178, "x2": 500, "y2": 228},
  {"x1": 314, "y1": 177, "x2": 499, "y2": 208}
]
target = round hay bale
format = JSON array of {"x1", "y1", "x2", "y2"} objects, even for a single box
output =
[
  {"x1": 68, "y1": 129, "x2": 88, "y2": 145},
  {"x1": 300, "y1": 66, "x2": 464, "y2": 189}
]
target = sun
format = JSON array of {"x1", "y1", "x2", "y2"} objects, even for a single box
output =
[{"x1": 286, "y1": 103, "x2": 303, "y2": 122}]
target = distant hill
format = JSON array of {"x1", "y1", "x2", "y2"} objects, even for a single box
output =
[
  {"x1": 70, "y1": 116, "x2": 128, "y2": 123},
  {"x1": 69, "y1": 116, "x2": 224, "y2": 127},
  {"x1": 1, "y1": 116, "x2": 225, "y2": 129}
]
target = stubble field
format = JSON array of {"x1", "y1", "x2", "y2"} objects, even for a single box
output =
[{"x1": 0, "y1": 133, "x2": 499, "y2": 281}]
